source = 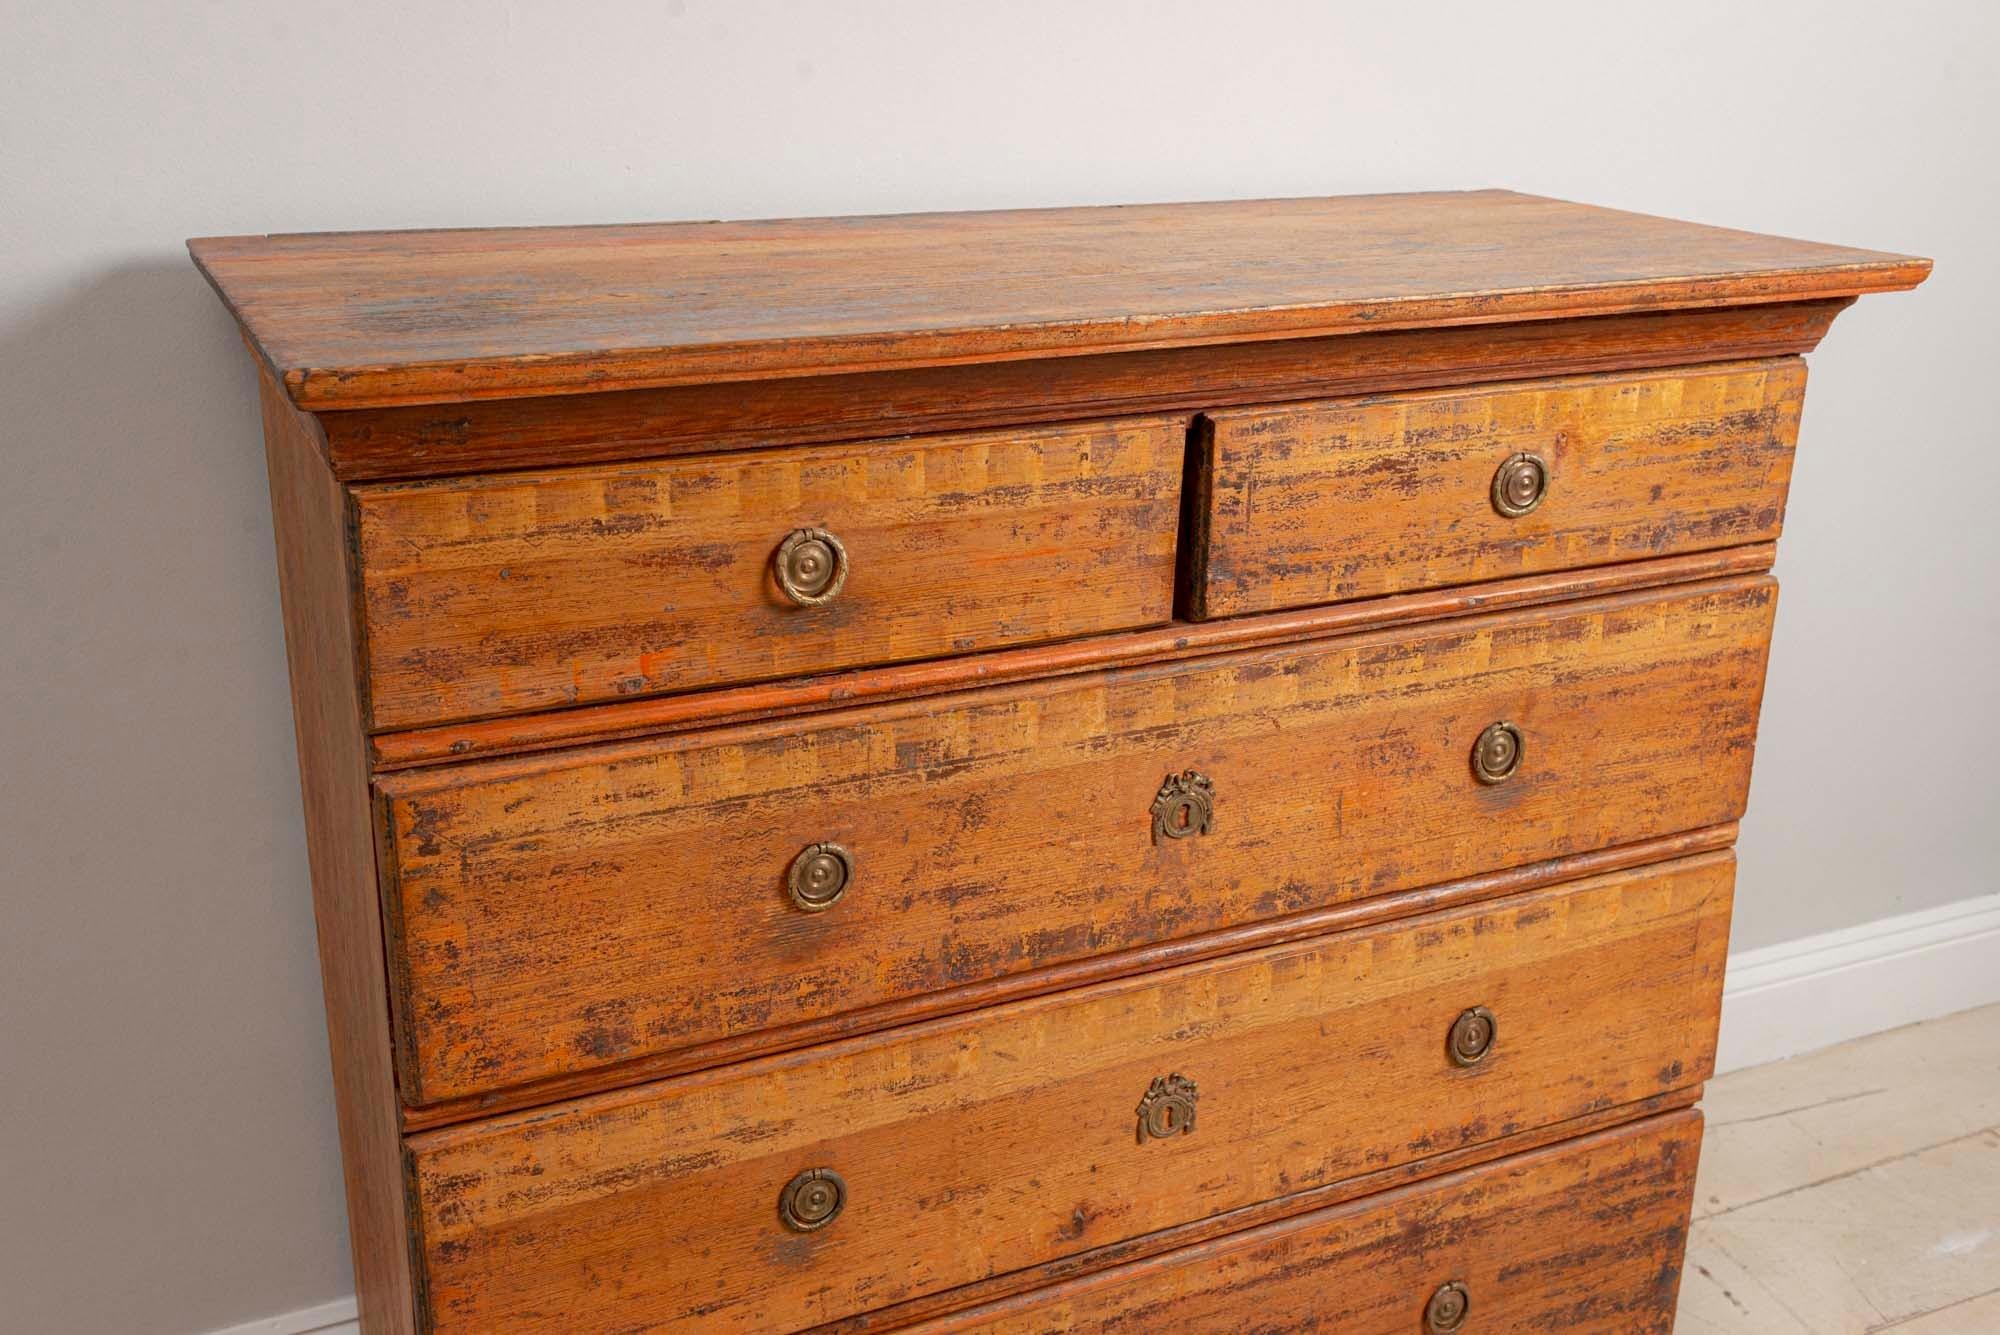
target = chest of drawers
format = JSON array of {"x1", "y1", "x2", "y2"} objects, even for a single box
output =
[{"x1": 194, "y1": 192, "x2": 1926, "y2": 1332}]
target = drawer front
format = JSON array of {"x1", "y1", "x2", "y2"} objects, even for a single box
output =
[
  {"x1": 351, "y1": 416, "x2": 1184, "y2": 730},
  {"x1": 910, "y1": 1110, "x2": 1702, "y2": 1333},
  {"x1": 406, "y1": 854, "x2": 1731, "y2": 1333},
  {"x1": 1187, "y1": 360, "x2": 1802, "y2": 619},
  {"x1": 379, "y1": 577, "x2": 1773, "y2": 1106}
]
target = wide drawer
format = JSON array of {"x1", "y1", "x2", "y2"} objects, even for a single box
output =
[
  {"x1": 1185, "y1": 359, "x2": 1802, "y2": 619},
  {"x1": 405, "y1": 853, "x2": 1732, "y2": 1333},
  {"x1": 350, "y1": 416, "x2": 1184, "y2": 730},
  {"x1": 908, "y1": 1110, "x2": 1702, "y2": 1333},
  {"x1": 378, "y1": 576, "x2": 1774, "y2": 1107}
]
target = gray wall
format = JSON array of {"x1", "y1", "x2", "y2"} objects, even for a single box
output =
[{"x1": 2, "y1": 2, "x2": 1992, "y2": 1330}]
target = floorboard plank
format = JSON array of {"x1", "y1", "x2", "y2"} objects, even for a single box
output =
[{"x1": 1679, "y1": 1003, "x2": 2000, "y2": 1332}]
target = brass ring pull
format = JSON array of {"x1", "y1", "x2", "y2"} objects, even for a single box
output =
[
  {"x1": 1150, "y1": 771, "x2": 1215, "y2": 845},
  {"x1": 778, "y1": 1167, "x2": 846, "y2": 1232},
  {"x1": 1426, "y1": 1280, "x2": 1472, "y2": 1332},
  {"x1": 772, "y1": 527, "x2": 849, "y2": 606},
  {"x1": 1471, "y1": 722, "x2": 1524, "y2": 785},
  {"x1": 1135, "y1": 1074, "x2": 1198, "y2": 1143},
  {"x1": 1491, "y1": 451, "x2": 1549, "y2": 517},
  {"x1": 786, "y1": 842, "x2": 853, "y2": 912},
  {"x1": 1448, "y1": 1006, "x2": 1497, "y2": 1067}
]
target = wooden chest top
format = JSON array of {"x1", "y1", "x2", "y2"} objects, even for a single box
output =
[{"x1": 190, "y1": 190, "x2": 1926, "y2": 409}]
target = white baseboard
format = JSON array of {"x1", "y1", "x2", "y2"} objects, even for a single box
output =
[
  {"x1": 203, "y1": 1296, "x2": 356, "y2": 1335},
  {"x1": 201, "y1": 893, "x2": 2000, "y2": 1335},
  {"x1": 1715, "y1": 891, "x2": 2000, "y2": 1074}
]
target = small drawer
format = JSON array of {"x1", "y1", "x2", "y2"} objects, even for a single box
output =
[
  {"x1": 378, "y1": 577, "x2": 1774, "y2": 1107},
  {"x1": 405, "y1": 853, "x2": 1731, "y2": 1333},
  {"x1": 350, "y1": 416, "x2": 1185, "y2": 730},
  {"x1": 909, "y1": 1110, "x2": 1702, "y2": 1333},
  {"x1": 1185, "y1": 359, "x2": 1802, "y2": 619}
]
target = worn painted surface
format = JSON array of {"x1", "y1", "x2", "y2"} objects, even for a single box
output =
[
  {"x1": 378, "y1": 578, "x2": 1774, "y2": 1108},
  {"x1": 205, "y1": 193, "x2": 1928, "y2": 1332},
  {"x1": 909, "y1": 1111, "x2": 1703, "y2": 1333},
  {"x1": 255, "y1": 370, "x2": 419, "y2": 1332},
  {"x1": 314, "y1": 303, "x2": 1845, "y2": 482},
  {"x1": 351, "y1": 416, "x2": 1182, "y2": 729},
  {"x1": 405, "y1": 856, "x2": 1732, "y2": 1333},
  {"x1": 187, "y1": 191, "x2": 1927, "y2": 410},
  {"x1": 1191, "y1": 359, "x2": 1804, "y2": 618},
  {"x1": 369, "y1": 545, "x2": 1777, "y2": 772},
  {"x1": 395, "y1": 828, "x2": 1738, "y2": 1130},
  {"x1": 822, "y1": 1092, "x2": 1704, "y2": 1333}
]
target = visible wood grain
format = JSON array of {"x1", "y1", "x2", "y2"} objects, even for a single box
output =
[
  {"x1": 819, "y1": 1090, "x2": 1704, "y2": 1334},
  {"x1": 312, "y1": 300, "x2": 1849, "y2": 481},
  {"x1": 255, "y1": 365, "x2": 417, "y2": 1333},
  {"x1": 1191, "y1": 359, "x2": 1804, "y2": 618},
  {"x1": 368, "y1": 544, "x2": 1778, "y2": 771},
  {"x1": 401, "y1": 824, "x2": 1737, "y2": 1130},
  {"x1": 405, "y1": 854, "x2": 1734, "y2": 1333},
  {"x1": 187, "y1": 191, "x2": 1928, "y2": 410},
  {"x1": 351, "y1": 416, "x2": 1182, "y2": 730},
  {"x1": 378, "y1": 577, "x2": 1772, "y2": 1108},
  {"x1": 904, "y1": 1110, "x2": 1703, "y2": 1334}
]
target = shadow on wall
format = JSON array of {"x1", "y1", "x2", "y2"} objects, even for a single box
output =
[{"x1": 0, "y1": 260, "x2": 356, "y2": 1331}]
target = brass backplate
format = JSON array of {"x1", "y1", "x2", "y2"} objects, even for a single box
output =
[
  {"x1": 1426, "y1": 1280, "x2": 1471, "y2": 1331},
  {"x1": 772, "y1": 527, "x2": 849, "y2": 605},
  {"x1": 1491, "y1": 451, "x2": 1549, "y2": 517},
  {"x1": 1150, "y1": 770, "x2": 1216, "y2": 844},
  {"x1": 1471, "y1": 721, "x2": 1524, "y2": 784},
  {"x1": 778, "y1": 1167, "x2": 847, "y2": 1232},
  {"x1": 1136, "y1": 1073, "x2": 1199, "y2": 1143},
  {"x1": 786, "y1": 842, "x2": 854, "y2": 912},
  {"x1": 1448, "y1": 1005, "x2": 1497, "y2": 1067}
]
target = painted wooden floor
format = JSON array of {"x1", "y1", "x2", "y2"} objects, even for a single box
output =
[{"x1": 1679, "y1": 1002, "x2": 2000, "y2": 1332}]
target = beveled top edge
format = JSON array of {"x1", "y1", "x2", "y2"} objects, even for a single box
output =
[{"x1": 190, "y1": 190, "x2": 1930, "y2": 410}]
